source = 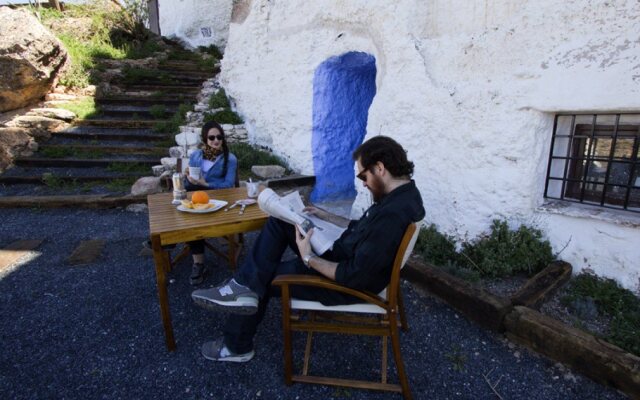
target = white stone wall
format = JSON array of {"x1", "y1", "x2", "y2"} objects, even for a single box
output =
[
  {"x1": 158, "y1": 0, "x2": 232, "y2": 49},
  {"x1": 220, "y1": 0, "x2": 640, "y2": 290}
]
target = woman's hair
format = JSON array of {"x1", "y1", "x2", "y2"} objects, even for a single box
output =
[
  {"x1": 352, "y1": 136, "x2": 414, "y2": 178},
  {"x1": 201, "y1": 120, "x2": 230, "y2": 177}
]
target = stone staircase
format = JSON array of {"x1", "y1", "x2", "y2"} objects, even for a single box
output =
[{"x1": 0, "y1": 51, "x2": 217, "y2": 208}]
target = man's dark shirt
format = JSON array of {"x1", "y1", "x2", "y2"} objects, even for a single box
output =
[{"x1": 321, "y1": 180, "x2": 425, "y2": 304}]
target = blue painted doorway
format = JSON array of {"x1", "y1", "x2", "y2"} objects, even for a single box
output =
[{"x1": 311, "y1": 51, "x2": 377, "y2": 202}]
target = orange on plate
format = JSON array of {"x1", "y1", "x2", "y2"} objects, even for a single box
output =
[{"x1": 191, "y1": 191, "x2": 210, "y2": 204}]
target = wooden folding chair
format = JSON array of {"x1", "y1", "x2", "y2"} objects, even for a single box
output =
[{"x1": 271, "y1": 223, "x2": 420, "y2": 400}]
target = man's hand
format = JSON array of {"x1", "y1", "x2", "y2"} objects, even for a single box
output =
[{"x1": 295, "y1": 225, "x2": 314, "y2": 260}]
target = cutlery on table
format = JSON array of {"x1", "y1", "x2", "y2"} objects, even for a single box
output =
[
  {"x1": 224, "y1": 201, "x2": 240, "y2": 212},
  {"x1": 239, "y1": 204, "x2": 247, "y2": 214}
]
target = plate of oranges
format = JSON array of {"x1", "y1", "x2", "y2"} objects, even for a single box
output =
[{"x1": 177, "y1": 191, "x2": 228, "y2": 214}]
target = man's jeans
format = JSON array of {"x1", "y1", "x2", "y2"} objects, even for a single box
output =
[{"x1": 223, "y1": 217, "x2": 340, "y2": 354}]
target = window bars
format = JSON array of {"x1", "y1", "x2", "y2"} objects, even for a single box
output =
[{"x1": 544, "y1": 113, "x2": 640, "y2": 213}]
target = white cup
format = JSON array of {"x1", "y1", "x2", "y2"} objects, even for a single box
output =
[
  {"x1": 247, "y1": 181, "x2": 260, "y2": 198},
  {"x1": 189, "y1": 166, "x2": 201, "y2": 179}
]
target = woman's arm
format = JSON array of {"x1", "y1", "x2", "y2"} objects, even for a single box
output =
[{"x1": 220, "y1": 154, "x2": 238, "y2": 188}]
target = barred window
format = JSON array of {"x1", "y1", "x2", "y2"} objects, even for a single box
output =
[{"x1": 544, "y1": 113, "x2": 640, "y2": 213}]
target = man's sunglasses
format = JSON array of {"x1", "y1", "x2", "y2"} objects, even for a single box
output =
[
  {"x1": 208, "y1": 135, "x2": 224, "y2": 141},
  {"x1": 356, "y1": 168, "x2": 369, "y2": 182}
]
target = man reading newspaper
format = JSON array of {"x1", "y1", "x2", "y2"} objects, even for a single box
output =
[{"x1": 191, "y1": 136, "x2": 425, "y2": 362}]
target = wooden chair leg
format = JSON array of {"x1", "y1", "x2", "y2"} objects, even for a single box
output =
[
  {"x1": 381, "y1": 335, "x2": 388, "y2": 384},
  {"x1": 389, "y1": 313, "x2": 412, "y2": 400},
  {"x1": 397, "y1": 287, "x2": 409, "y2": 332},
  {"x1": 281, "y1": 286, "x2": 294, "y2": 386}
]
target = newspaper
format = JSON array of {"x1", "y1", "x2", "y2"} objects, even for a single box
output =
[{"x1": 258, "y1": 188, "x2": 346, "y2": 255}]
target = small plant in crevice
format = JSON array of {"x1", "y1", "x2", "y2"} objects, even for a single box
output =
[
  {"x1": 42, "y1": 173, "x2": 65, "y2": 188},
  {"x1": 445, "y1": 345, "x2": 467, "y2": 372}
]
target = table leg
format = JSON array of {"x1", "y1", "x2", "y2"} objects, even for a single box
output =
[{"x1": 151, "y1": 235, "x2": 176, "y2": 351}]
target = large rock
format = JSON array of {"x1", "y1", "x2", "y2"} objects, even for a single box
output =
[
  {"x1": 26, "y1": 108, "x2": 76, "y2": 121},
  {"x1": 0, "y1": 8, "x2": 68, "y2": 112},
  {"x1": 131, "y1": 177, "x2": 163, "y2": 196},
  {"x1": 0, "y1": 127, "x2": 37, "y2": 172}
]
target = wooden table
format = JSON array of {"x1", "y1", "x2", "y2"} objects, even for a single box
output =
[{"x1": 147, "y1": 187, "x2": 268, "y2": 351}]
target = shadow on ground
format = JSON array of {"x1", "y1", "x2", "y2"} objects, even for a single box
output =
[{"x1": 0, "y1": 208, "x2": 626, "y2": 399}]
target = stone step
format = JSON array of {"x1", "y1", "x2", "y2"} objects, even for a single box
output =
[
  {"x1": 152, "y1": 68, "x2": 215, "y2": 79},
  {"x1": 0, "y1": 165, "x2": 149, "y2": 179},
  {"x1": 96, "y1": 95, "x2": 196, "y2": 106},
  {"x1": 111, "y1": 82, "x2": 203, "y2": 91},
  {"x1": 112, "y1": 76, "x2": 207, "y2": 87},
  {"x1": 71, "y1": 119, "x2": 163, "y2": 129},
  {"x1": 39, "y1": 144, "x2": 166, "y2": 156},
  {"x1": 14, "y1": 157, "x2": 158, "y2": 168},
  {"x1": 53, "y1": 129, "x2": 168, "y2": 142},
  {"x1": 0, "y1": 173, "x2": 142, "y2": 185},
  {"x1": 0, "y1": 194, "x2": 147, "y2": 208},
  {"x1": 159, "y1": 61, "x2": 217, "y2": 72}
]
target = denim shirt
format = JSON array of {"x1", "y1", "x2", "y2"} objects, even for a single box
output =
[{"x1": 188, "y1": 149, "x2": 237, "y2": 189}]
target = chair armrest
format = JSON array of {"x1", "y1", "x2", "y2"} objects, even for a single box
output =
[{"x1": 272, "y1": 274, "x2": 389, "y2": 310}]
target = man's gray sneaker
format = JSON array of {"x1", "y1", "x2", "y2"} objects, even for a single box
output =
[
  {"x1": 201, "y1": 338, "x2": 254, "y2": 363},
  {"x1": 191, "y1": 278, "x2": 259, "y2": 315},
  {"x1": 190, "y1": 263, "x2": 206, "y2": 285}
]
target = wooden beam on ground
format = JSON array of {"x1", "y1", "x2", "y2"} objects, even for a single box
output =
[{"x1": 0, "y1": 240, "x2": 44, "y2": 277}]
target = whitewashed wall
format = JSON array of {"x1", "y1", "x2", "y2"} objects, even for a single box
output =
[
  {"x1": 220, "y1": 0, "x2": 640, "y2": 291},
  {"x1": 158, "y1": 0, "x2": 232, "y2": 49}
]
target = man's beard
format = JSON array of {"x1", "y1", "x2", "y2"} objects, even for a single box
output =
[{"x1": 368, "y1": 175, "x2": 385, "y2": 203}]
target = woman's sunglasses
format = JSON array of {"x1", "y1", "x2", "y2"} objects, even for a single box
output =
[{"x1": 208, "y1": 135, "x2": 224, "y2": 141}]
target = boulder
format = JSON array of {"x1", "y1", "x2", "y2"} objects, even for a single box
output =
[
  {"x1": 131, "y1": 177, "x2": 163, "y2": 196},
  {"x1": 0, "y1": 8, "x2": 68, "y2": 112},
  {"x1": 26, "y1": 107, "x2": 76, "y2": 121},
  {"x1": 10, "y1": 115, "x2": 67, "y2": 131},
  {"x1": 252, "y1": 165, "x2": 286, "y2": 179},
  {"x1": 0, "y1": 127, "x2": 37, "y2": 171}
]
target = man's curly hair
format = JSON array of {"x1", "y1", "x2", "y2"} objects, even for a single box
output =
[{"x1": 353, "y1": 136, "x2": 414, "y2": 178}]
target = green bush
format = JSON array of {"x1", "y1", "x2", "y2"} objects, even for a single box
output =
[
  {"x1": 153, "y1": 102, "x2": 193, "y2": 134},
  {"x1": 204, "y1": 109, "x2": 243, "y2": 125},
  {"x1": 198, "y1": 44, "x2": 223, "y2": 60},
  {"x1": 208, "y1": 89, "x2": 231, "y2": 109},
  {"x1": 460, "y1": 220, "x2": 554, "y2": 277},
  {"x1": 416, "y1": 224, "x2": 459, "y2": 267},
  {"x1": 562, "y1": 272, "x2": 640, "y2": 356},
  {"x1": 229, "y1": 143, "x2": 289, "y2": 179}
]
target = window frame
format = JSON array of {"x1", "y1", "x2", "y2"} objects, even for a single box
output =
[{"x1": 544, "y1": 113, "x2": 640, "y2": 213}]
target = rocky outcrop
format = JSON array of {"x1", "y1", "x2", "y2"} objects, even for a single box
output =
[
  {"x1": 0, "y1": 127, "x2": 39, "y2": 171},
  {"x1": 0, "y1": 8, "x2": 68, "y2": 112}
]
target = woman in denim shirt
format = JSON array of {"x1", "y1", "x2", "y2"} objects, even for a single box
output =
[{"x1": 184, "y1": 120, "x2": 238, "y2": 284}]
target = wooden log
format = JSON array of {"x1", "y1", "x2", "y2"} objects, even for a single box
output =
[
  {"x1": 510, "y1": 260, "x2": 572, "y2": 309},
  {"x1": 504, "y1": 306, "x2": 640, "y2": 399},
  {"x1": 0, "y1": 194, "x2": 147, "y2": 208},
  {"x1": 402, "y1": 260, "x2": 512, "y2": 332}
]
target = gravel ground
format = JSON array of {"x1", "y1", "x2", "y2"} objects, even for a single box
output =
[{"x1": 0, "y1": 208, "x2": 628, "y2": 400}]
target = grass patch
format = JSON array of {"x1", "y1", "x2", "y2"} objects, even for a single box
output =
[
  {"x1": 53, "y1": 97, "x2": 98, "y2": 119},
  {"x1": 148, "y1": 105, "x2": 168, "y2": 119},
  {"x1": 106, "y1": 162, "x2": 150, "y2": 174},
  {"x1": 562, "y1": 272, "x2": 640, "y2": 356},
  {"x1": 204, "y1": 109, "x2": 243, "y2": 125},
  {"x1": 153, "y1": 103, "x2": 193, "y2": 134},
  {"x1": 122, "y1": 66, "x2": 174, "y2": 85},
  {"x1": 104, "y1": 177, "x2": 137, "y2": 192},
  {"x1": 229, "y1": 143, "x2": 289, "y2": 180},
  {"x1": 415, "y1": 220, "x2": 554, "y2": 279}
]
